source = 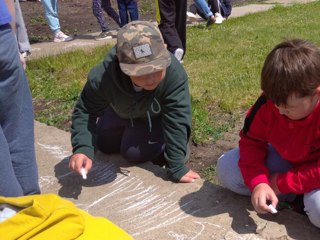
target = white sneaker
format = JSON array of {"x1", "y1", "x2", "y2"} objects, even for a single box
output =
[
  {"x1": 174, "y1": 48, "x2": 184, "y2": 62},
  {"x1": 214, "y1": 12, "x2": 225, "y2": 24},
  {"x1": 53, "y1": 31, "x2": 73, "y2": 42},
  {"x1": 186, "y1": 11, "x2": 197, "y2": 21}
]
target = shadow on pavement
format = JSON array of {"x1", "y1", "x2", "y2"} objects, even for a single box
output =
[{"x1": 179, "y1": 180, "x2": 320, "y2": 238}]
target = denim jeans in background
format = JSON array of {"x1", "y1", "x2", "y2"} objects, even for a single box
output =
[
  {"x1": 41, "y1": 0, "x2": 60, "y2": 34},
  {"x1": 194, "y1": 0, "x2": 213, "y2": 19},
  {"x1": 0, "y1": 24, "x2": 40, "y2": 197},
  {"x1": 117, "y1": 0, "x2": 139, "y2": 27}
]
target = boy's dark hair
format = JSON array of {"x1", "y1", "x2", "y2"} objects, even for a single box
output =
[{"x1": 261, "y1": 39, "x2": 320, "y2": 105}]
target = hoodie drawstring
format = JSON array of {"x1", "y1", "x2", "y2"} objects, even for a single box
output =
[{"x1": 147, "y1": 98, "x2": 161, "y2": 132}]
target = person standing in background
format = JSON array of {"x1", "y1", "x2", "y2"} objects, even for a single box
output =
[
  {"x1": 156, "y1": 0, "x2": 186, "y2": 63},
  {"x1": 188, "y1": 0, "x2": 232, "y2": 25},
  {"x1": 93, "y1": 0, "x2": 121, "y2": 40},
  {"x1": 15, "y1": 0, "x2": 32, "y2": 57},
  {"x1": 41, "y1": 0, "x2": 73, "y2": 42},
  {"x1": 0, "y1": 0, "x2": 40, "y2": 197},
  {"x1": 116, "y1": 0, "x2": 139, "y2": 27}
]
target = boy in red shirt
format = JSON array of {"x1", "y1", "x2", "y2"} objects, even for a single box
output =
[{"x1": 217, "y1": 39, "x2": 320, "y2": 228}]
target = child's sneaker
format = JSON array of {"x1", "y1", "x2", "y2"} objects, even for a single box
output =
[
  {"x1": 20, "y1": 50, "x2": 32, "y2": 58},
  {"x1": 95, "y1": 31, "x2": 113, "y2": 41},
  {"x1": 174, "y1": 48, "x2": 184, "y2": 62},
  {"x1": 214, "y1": 12, "x2": 225, "y2": 24},
  {"x1": 206, "y1": 15, "x2": 216, "y2": 27},
  {"x1": 53, "y1": 31, "x2": 73, "y2": 42},
  {"x1": 186, "y1": 11, "x2": 197, "y2": 22}
]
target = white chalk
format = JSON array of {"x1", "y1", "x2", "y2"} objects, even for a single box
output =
[
  {"x1": 80, "y1": 168, "x2": 87, "y2": 180},
  {"x1": 268, "y1": 204, "x2": 278, "y2": 214}
]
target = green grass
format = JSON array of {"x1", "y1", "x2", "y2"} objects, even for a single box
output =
[
  {"x1": 27, "y1": 46, "x2": 114, "y2": 129},
  {"x1": 26, "y1": 2, "x2": 320, "y2": 140},
  {"x1": 184, "y1": 2, "x2": 320, "y2": 142}
]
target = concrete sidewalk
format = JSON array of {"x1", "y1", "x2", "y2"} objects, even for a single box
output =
[{"x1": 32, "y1": 1, "x2": 320, "y2": 239}]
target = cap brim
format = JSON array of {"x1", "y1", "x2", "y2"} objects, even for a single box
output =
[{"x1": 120, "y1": 50, "x2": 171, "y2": 77}]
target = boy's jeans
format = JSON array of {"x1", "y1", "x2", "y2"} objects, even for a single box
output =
[
  {"x1": 0, "y1": 24, "x2": 40, "y2": 197},
  {"x1": 41, "y1": 0, "x2": 60, "y2": 34},
  {"x1": 217, "y1": 145, "x2": 320, "y2": 228}
]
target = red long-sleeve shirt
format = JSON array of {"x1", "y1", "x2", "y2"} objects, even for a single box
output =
[{"x1": 239, "y1": 95, "x2": 320, "y2": 194}]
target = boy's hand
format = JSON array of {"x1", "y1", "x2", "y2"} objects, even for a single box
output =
[
  {"x1": 251, "y1": 183, "x2": 278, "y2": 214},
  {"x1": 179, "y1": 169, "x2": 201, "y2": 183},
  {"x1": 69, "y1": 153, "x2": 93, "y2": 176}
]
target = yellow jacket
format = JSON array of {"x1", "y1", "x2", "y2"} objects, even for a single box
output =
[{"x1": 0, "y1": 194, "x2": 133, "y2": 240}]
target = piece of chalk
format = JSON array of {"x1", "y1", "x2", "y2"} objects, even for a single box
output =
[
  {"x1": 80, "y1": 168, "x2": 87, "y2": 180},
  {"x1": 268, "y1": 204, "x2": 278, "y2": 214}
]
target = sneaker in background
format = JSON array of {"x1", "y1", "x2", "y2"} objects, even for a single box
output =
[
  {"x1": 53, "y1": 31, "x2": 73, "y2": 42},
  {"x1": 95, "y1": 31, "x2": 113, "y2": 41},
  {"x1": 206, "y1": 15, "x2": 216, "y2": 27},
  {"x1": 20, "y1": 50, "x2": 32, "y2": 58},
  {"x1": 186, "y1": 11, "x2": 197, "y2": 21},
  {"x1": 214, "y1": 12, "x2": 225, "y2": 24},
  {"x1": 173, "y1": 48, "x2": 184, "y2": 62}
]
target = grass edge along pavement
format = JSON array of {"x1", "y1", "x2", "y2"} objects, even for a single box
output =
[{"x1": 26, "y1": 1, "x2": 320, "y2": 178}]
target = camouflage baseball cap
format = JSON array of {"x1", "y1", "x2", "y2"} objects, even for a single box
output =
[{"x1": 116, "y1": 20, "x2": 171, "y2": 76}]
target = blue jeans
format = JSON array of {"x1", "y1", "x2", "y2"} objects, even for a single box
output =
[
  {"x1": 41, "y1": 0, "x2": 60, "y2": 34},
  {"x1": 0, "y1": 24, "x2": 40, "y2": 197},
  {"x1": 194, "y1": 0, "x2": 213, "y2": 19},
  {"x1": 217, "y1": 145, "x2": 320, "y2": 228},
  {"x1": 117, "y1": 0, "x2": 139, "y2": 27}
]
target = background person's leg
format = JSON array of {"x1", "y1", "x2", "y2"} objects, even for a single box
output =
[
  {"x1": 102, "y1": 0, "x2": 121, "y2": 27},
  {"x1": 174, "y1": 0, "x2": 187, "y2": 54},
  {"x1": 117, "y1": 0, "x2": 128, "y2": 27},
  {"x1": 158, "y1": 0, "x2": 182, "y2": 54},
  {"x1": 15, "y1": 0, "x2": 31, "y2": 54},
  {"x1": 127, "y1": 0, "x2": 139, "y2": 22},
  {"x1": 92, "y1": 0, "x2": 110, "y2": 32},
  {"x1": 194, "y1": 0, "x2": 214, "y2": 19},
  {"x1": 41, "y1": 0, "x2": 60, "y2": 34}
]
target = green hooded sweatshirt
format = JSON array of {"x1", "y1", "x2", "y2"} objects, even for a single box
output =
[{"x1": 71, "y1": 47, "x2": 191, "y2": 182}]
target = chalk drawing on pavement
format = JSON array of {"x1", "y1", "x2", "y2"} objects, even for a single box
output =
[
  {"x1": 37, "y1": 143, "x2": 70, "y2": 160},
  {"x1": 37, "y1": 143, "x2": 215, "y2": 239}
]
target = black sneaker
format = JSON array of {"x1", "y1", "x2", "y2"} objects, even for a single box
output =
[
  {"x1": 277, "y1": 194, "x2": 306, "y2": 215},
  {"x1": 206, "y1": 15, "x2": 216, "y2": 27},
  {"x1": 152, "y1": 154, "x2": 166, "y2": 167},
  {"x1": 290, "y1": 194, "x2": 306, "y2": 215},
  {"x1": 95, "y1": 31, "x2": 113, "y2": 41}
]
